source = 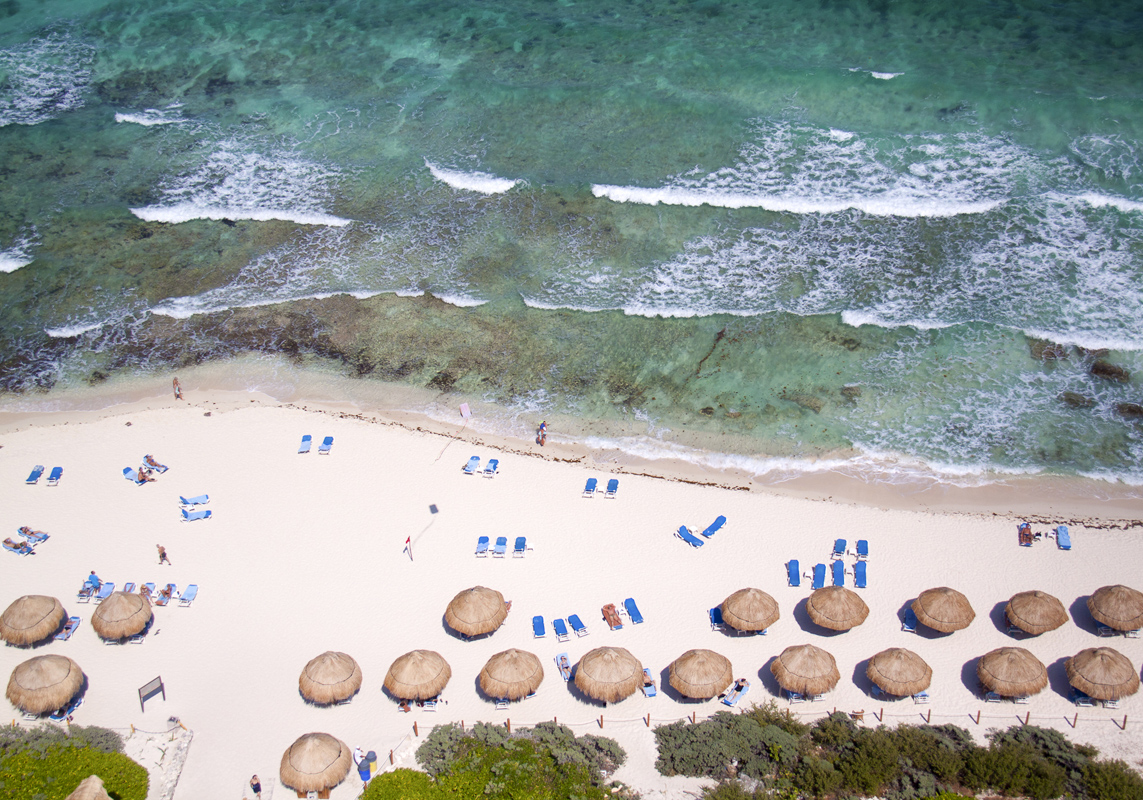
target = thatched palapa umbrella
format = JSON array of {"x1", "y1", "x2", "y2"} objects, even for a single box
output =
[
  {"x1": 1005, "y1": 590, "x2": 1068, "y2": 635},
  {"x1": 770, "y1": 644, "x2": 840, "y2": 697},
  {"x1": 720, "y1": 588, "x2": 779, "y2": 633},
  {"x1": 445, "y1": 586, "x2": 508, "y2": 638},
  {"x1": 575, "y1": 647, "x2": 643, "y2": 704},
  {"x1": 0, "y1": 595, "x2": 65, "y2": 646},
  {"x1": 807, "y1": 586, "x2": 869, "y2": 631},
  {"x1": 6, "y1": 654, "x2": 83, "y2": 714},
  {"x1": 299, "y1": 652, "x2": 362, "y2": 705},
  {"x1": 383, "y1": 650, "x2": 451, "y2": 700},
  {"x1": 912, "y1": 587, "x2": 975, "y2": 633},
  {"x1": 1066, "y1": 647, "x2": 1141, "y2": 701},
  {"x1": 65, "y1": 775, "x2": 112, "y2": 800},
  {"x1": 866, "y1": 648, "x2": 932, "y2": 697},
  {"x1": 1088, "y1": 585, "x2": 1143, "y2": 632},
  {"x1": 280, "y1": 732, "x2": 352, "y2": 796},
  {"x1": 977, "y1": 647, "x2": 1048, "y2": 698},
  {"x1": 480, "y1": 649, "x2": 544, "y2": 701},
  {"x1": 91, "y1": 592, "x2": 152, "y2": 640},
  {"x1": 669, "y1": 649, "x2": 733, "y2": 699}
]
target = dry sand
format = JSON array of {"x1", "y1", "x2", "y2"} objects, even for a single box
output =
[{"x1": 2, "y1": 387, "x2": 1142, "y2": 799}]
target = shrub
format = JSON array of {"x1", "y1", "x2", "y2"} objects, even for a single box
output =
[
  {"x1": 892, "y1": 725, "x2": 964, "y2": 782},
  {"x1": 1083, "y1": 759, "x2": 1143, "y2": 800},
  {"x1": 0, "y1": 743, "x2": 148, "y2": 800},
  {"x1": 836, "y1": 728, "x2": 901, "y2": 794},
  {"x1": 654, "y1": 718, "x2": 738, "y2": 777},
  {"x1": 438, "y1": 738, "x2": 608, "y2": 800},
  {"x1": 963, "y1": 741, "x2": 1066, "y2": 800},
  {"x1": 361, "y1": 768, "x2": 443, "y2": 800},
  {"x1": 743, "y1": 700, "x2": 810, "y2": 738},
  {"x1": 809, "y1": 713, "x2": 857, "y2": 749},
  {"x1": 415, "y1": 722, "x2": 508, "y2": 776},
  {"x1": 791, "y1": 755, "x2": 842, "y2": 798},
  {"x1": 702, "y1": 782, "x2": 760, "y2": 800}
]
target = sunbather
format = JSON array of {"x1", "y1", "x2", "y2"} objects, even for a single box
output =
[
  {"x1": 137, "y1": 467, "x2": 156, "y2": 483},
  {"x1": 158, "y1": 585, "x2": 173, "y2": 603},
  {"x1": 3, "y1": 538, "x2": 34, "y2": 555},
  {"x1": 143, "y1": 455, "x2": 166, "y2": 471}
]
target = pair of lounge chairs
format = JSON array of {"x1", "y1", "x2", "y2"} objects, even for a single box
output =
[
  {"x1": 463, "y1": 456, "x2": 499, "y2": 477},
  {"x1": 551, "y1": 615, "x2": 588, "y2": 641},
  {"x1": 76, "y1": 582, "x2": 115, "y2": 604},
  {"x1": 3, "y1": 538, "x2": 35, "y2": 556},
  {"x1": 785, "y1": 689, "x2": 823, "y2": 704},
  {"x1": 871, "y1": 684, "x2": 930, "y2": 703},
  {"x1": 1097, "y1": 624, "x2": 1141, "y2": 638},
  {"x1": 26, "y1": 465, "x2": 62, "y2": 485},
  {"x1": 582, "y1": 478, "x2": 618, "y2": 497},
  {"x1": 297, "y1": 435, "x2": 334, "y2": 454}
]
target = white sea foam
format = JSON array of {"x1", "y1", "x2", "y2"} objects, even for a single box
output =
[
  {"x1": 425, "y1": 160, "x2": 521, "y2": 194},
  {"x1": 44, "y1": 321, "x2": 105, "y2": 338},
  {"x1": 428, "y1": 291, "x2": 487, "y2": 308},
  {"x1": 840, "y1": 310, "x2": 955, "y2": 332},
  {"x1": 133, "y1": 140, "x2": 351, "y2": 227},
  {"x1": 115, "y1": 108, "x2": 184, "y2": 126},
  {"x1": 150, "y1": 289, "x2": 384, "y2": 320},
  {"x1": 1077, "y1": 193, "x2": 1143, "y2": 214},
  {"x1": 870, "y1": 71, "x2": 903, "y2": 80},
  {"x1": 0, "y1": 251, "x2": 33, "y2": 274},
  {"x1": 0, "y1": 31, "x2": 95, "y2": 127}
]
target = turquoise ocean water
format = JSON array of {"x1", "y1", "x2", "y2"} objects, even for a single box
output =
[{"x1": 0, "y1": 0, "x2": 1142, "y2": 486}]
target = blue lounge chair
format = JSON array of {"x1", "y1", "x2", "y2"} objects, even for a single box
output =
[
  {"x1": 47, "y1": 467, "x2": 63, "y2": 486},
  {"x1": 553, "y1": 618, "x2": 569, "y2": 642},
  {"x1": 318, "y1": 436, "x2": 334, "y2": 454},
  {"x1": 48, "y1": 695, "x2": 83, "y2": 722},
  {"x1": 3, "y1": 538, "x2": 33, "y2": 556},
  {"x1": 624, "y1": 598, "x2": 644, "y2": 624},
  {"x1": 605, "y1": 478, "x2": 619, "y2": 498},
  {"x1": 180, "y1": 508, "x2": 212, "y2": 522},
  {"x1": 912, "y1": 691, "x2": 930, "y2": 704},
  {"x1": 832, "y1": 539, "x2": 846, "y2": 558},
  {"x1": 178, "y1": 585, "x2": 198, "y2": 606},
  {"x1": 785, "y1": 689, "x2": 805, "y2": 704},
  {"x1": 569, "y1": 614, "x2": 589, "y2": 636},
  {"x1": 532, "y1": 616, "x2": 545, "y2": 638},
  {"x1": 856, "y1": 540, "x2": 868, "y2": 559},
  {"x1": 812, "y1": 563, "x2": 826, "y2": 590},
  {"x1": 94, "y1": 583, "x2": 115, "y2": 603},
  {"x1": 154, "y1": 584, "x2": 176, "y2": 606},
  {"x1": 298, "y1": 435, "x2": 312, "y2": 454},
  {"x1": 55, "y1": 616, "x2": 80, "y2": 641},
  {"x1": 123, "y1": 583, "x2": 136, "y2": 594},
  {"x1": 675, "y1": 526, "x2": 704, "y2": 548},
  {"x1": 787, "y1": 560, "x2": 801, "y2": 587},
  {"x1": 583, "y1": 478, "x2": 597, "y2": 497},
  {"x1": 902, "y1": 607, "x2": 918, "y2": 633},
  {"x1": 474, "y1": 536, "x2": 490, "y2": 557},
  {"x1": 512, "y1": 536, "x2": 527, "y2": 557},
  {"x1": 831, "y1": 560, "x2": 845, "y2": 587},
  {"x1": 854, "y1": 561, "x2": 867, "y2": 589},
  {"x1": 493, "y1": 536, "x2": 508, "y2": 557},
  {"x1": 555, "y1": 653, "x2": 572, "y2": 680},
  {"x1": 721, "y1": 680, "x2": 750, "y2": 707},
  {"x1": 142, "y1": 583, "x2": 155, "y2": 599},
  {"x1": 642, "y1": 668, "x2": 657, "y2": 697},
  {"x1": 143, "y1": 455, "x2": 168, "y2": 473},
  {"x1": 1056, "y1": 525, "x2": 1071, "y2": 550},
  {"x1": 1069, "y1": 687, "x2": 1096, "y2": 707},
  {"x1": 463, "y1": 456, "x2": 480, "y2": 474},
  {"x1": 483, "y1": 459, "x2": 499, "y2": 477},
  {"x1": 123, "y1": 467, "x2": 145, "y2": 485},
  {"x1": 701, "y1": 515, "x2": 726, "y2": 538},
  {"x1": 25, "y1": 465, "x2": 44, "y2": 484},
  {"x1": 709, "y1": 606, "x2": 724, "y2": 631},
  {"x1": 18, "y1": 527, "x2": 48, "y2": 544},
  {"x1": 179, "y1": 495, "x2": 209, "y2": 505}
]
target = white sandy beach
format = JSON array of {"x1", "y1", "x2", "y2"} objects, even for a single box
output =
[{"x1": 2, "y1": 386, "x2": 1143, "y2": 799}]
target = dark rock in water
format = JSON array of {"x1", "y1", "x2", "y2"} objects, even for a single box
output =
[
  {"x1": 725, "y1": 409, "x2": 741, "y2": 419},
  {"x1": 841, "y1": 385, "x2": 862, "y2": 400},
  {"x1": 1091, "y1": 361, "x2": 1130, "y2": 383},
  {"x1": 428, "y1": 370, "x2": 456, "y2": 391},
  {"x1": 1059, "y1": 391, "x2": 1095, "y2": 409},
  {"x1": 783, "y1": 392, "x2": 823, "y2": 414},
  {"x1": 699, "y1": 406, "x2": 714, "y2": 416},
  {"x1": 1028, "y1": 338, "x2": 1069, "y2": 360},
  {"x1": 1077, "y1": 346, "x2": 1111, "y2": 359},
  {"x1": 1117, "y1": 402, "x2": 1143, "y2": 420},
  {"x1": 87, "y1": 371, "x2": 108, "y2": 385}
]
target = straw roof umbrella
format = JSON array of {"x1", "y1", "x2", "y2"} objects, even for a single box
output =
[
  {"x1": 383, "y1": 650, "x2": 452, "y2": 700},
  {"x1": 479, "y1": 649, "x2": 544, "y2": 701},
  {"x1": 91, "y1": 592, "x2": 152, "y2": 640},
  {"x1": 669, "y1": 649, "x2": 733, "y2": 699},
  {"x1": 6, "y1": 654, "x2": 84, "y2": 714},
  {"x1": 65, "y1": 775, "x2": 112, "y2": 800},
  {"x1": 445, "y1": 586, "x2": 508, "y2": 638},
  {"x1": 977, "y1": 647, "x2": 1048, "y2": 698},
  {"x1": 1005, "y1": 590, "x2": 1068, "y2": 635},
  {"x1": 1066, "y1": 647, "x2": 1141, "y2": 702},
  {"x1": 0, "y1": 595, "x2": 65, "y2": 646},
  {"x1": 1088, "y1": 585, "x2": 1143, "y2": 632},
  {"x1": 279, "y1": 732, "x2": 352, "y2": 795},
  {"x1": 299, "y1": 652, "x2": 362, "y2": 705},
  {"x1": 912, "y1": 587, "x2": 975, "y2": 633},
  {"x1": 807, "y1": 587, "x2": 869, "y2": 631},
  {"x1": 866, "y1": 648, "x2": 932, "y2": 697},
  {"x1": 770, "y1": 645, "x2": 840, "y2": 697},
  {"x1": 720, "y1": 588, "x2": 779, "y2": 633},
  {"x1": 574, "y1": 647, "x2": 643, "y2": 704}
]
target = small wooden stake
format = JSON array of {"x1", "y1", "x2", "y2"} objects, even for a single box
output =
[
  {"x1": 506, "y1": 718, "x2": 511, "y2": 733},
  {"x1": 598, "y1": 715, "x2": 604, "y2": 729},
  {"x1": 874, "y1": 707, "x2": 883, "y2": 722},
  {"x1": 1067, "y1": 713, "x2": 1078, "y2": 728},
  {"x1": 645, "y1": 714, "x2": 651, "y2": 727},
  {"x1": 1023, "y1": 712, "x2": 1031, "y2": 726},
  {"x1": 553, "y1": 716, "x2": 557, "y2": 725},
  {"x1": 691, "y1": 712, "x2": 696, "y2": 724},
  {"x1": 413, "y1": 721, "x2": 419, "y2": 737},
  {"x1": 1117, "y1": 714, "x2": 1128, "y2": 730},
  {"x1": 924, "y1": 709, "x2": 932, "y2": 723},
  {"x1": 389, "y1": 750, "x2": 394, "y2": 765},
  {"x1": 973, "y1": 710, "x2": 981, "y2": 725}
]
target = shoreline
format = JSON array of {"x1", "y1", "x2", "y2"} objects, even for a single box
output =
[{"x1": 1, "y1": 359, "x2": 1140, "y2": 524}]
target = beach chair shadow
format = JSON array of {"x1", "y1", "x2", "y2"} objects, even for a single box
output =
[
  {"x1": 793, "y1": 597, "x2": 845, "y2": 637},
  {"x1": 655, "y1": 666, "x2": 692, "y2": 703},
  {"x1": 851, "y1": 659, "x2": 876, "y2": 697},
  {"x1": 758, "y1": 657, "x2": 784, "y2": 699},
  {"x1": 1047, "y1": 656, "x2": 1075, "y2": 700},
  {"x1": 1069, "y1": 595, "x2": 1098, "y2": 635},
  {"x1": 896, "y1": 599, "x2": 952, "y2": 639}
]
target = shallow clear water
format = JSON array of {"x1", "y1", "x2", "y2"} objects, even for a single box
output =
[{"x1": 1, "y1": 0, "x2": 1142, "y2": 483}]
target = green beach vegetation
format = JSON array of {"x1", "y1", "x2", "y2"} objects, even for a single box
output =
[
  {"x1": 361, "y1": 721, "x2": 628, "y2": 800},
  {"x1": 655, "y1": 702, "x2": 1143, "y2": 800},
  {"x1": 0, "y1": 723, "x2": 148, "y2": 800}
]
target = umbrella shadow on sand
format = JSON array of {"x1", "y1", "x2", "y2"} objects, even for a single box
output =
[
  {"x1": 851, "y1": 659, "x2": 876, "y2": 697},
  {"x1": 988, "y1": 601, "x2": 1012, "y2": 635},
  {"x1": 1069, "y1": 595, "x2": 1098, "y2": 634},
  {"x1": 1047, "y1": 656, "x2": 1075, "y2": 700},
  {"x1": 757, "y1": 657, "x2": 784, "y2": 699}
]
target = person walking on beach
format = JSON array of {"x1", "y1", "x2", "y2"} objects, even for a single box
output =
[
  {"x1": 157, "y1": 545, "x2": 171, "y2": 565},
  {"x1": 173, "y1": 376, "x2": 182, "y2": 400},
  {"x1": 537, "y1": 420, "x2": 547, "y2": 446}
]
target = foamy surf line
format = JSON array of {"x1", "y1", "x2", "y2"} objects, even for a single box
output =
[
  {"x1": 149, "y1": 289, "x2": 485, "y2": 320},
  {"x1": 425, "y1": 160, "x2": 521, "y2": 194},
  {"x1": 0, "y1": 252, "x2": 33, "y2": 274},
  {"x1": 130, "y1": 204, "x2": 351, "y2": 227},
  {"x1": 591, "y1": 184, "x2": 1003, "y2": 217},
  {"x1": 115, "y1": 110, "x2": 181, "y2": 126},
  {"x1": 1078, "y1": 193, "x2": 1143, "y2": 214}
]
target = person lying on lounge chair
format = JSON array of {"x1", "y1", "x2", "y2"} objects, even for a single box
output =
[
  {"x1": 144, "y1": 455, "x2": 165, "y2": 470},
  {"x1": 4, "y1": 538, "x2": 34, "y2": 555},
  {"x1": 157, "y1": 585, "x2": 173, "y2": 603}
]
